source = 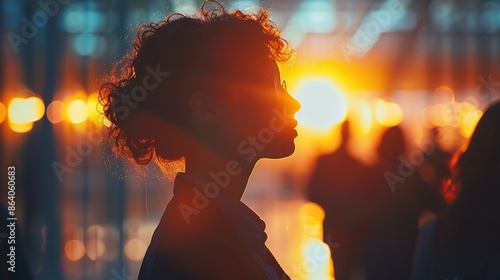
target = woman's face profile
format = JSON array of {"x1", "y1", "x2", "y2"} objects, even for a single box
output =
[{"x1": 211, "y1": 58, "x2": 301, "y2": 162}]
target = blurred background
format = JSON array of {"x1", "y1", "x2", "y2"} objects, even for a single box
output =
[{"x1": 1, "y1": 0, "x2": 500, "y2": 279}]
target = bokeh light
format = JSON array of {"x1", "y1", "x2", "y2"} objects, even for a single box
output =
[
  {"x1": 295, "y1": 78, "x2": 347, "y2": 131},
  {"x1": 47, "y1": 101, "x2": 65, "y2": 124},
  {"x1": 65, "y1": 240, "x2": 86, "y2": 261},
  {"x1": 433, "y1": 86, "x2": 455, "y2": 104},
  {"x1": 8, "y1": 98, "x2": 29, "y2": 124},
  {"x1": 426, "y1": 104, "x2": 452, "y2": 127},
  {"x1": 124, "y1": 238, "x2": 148, "y2": 261},
  {"x1": 86, "y1": 239, "x2": 106, "y2": 261},
  {"x1": 375, "y1": 100, "x2": 404, "y2": 127},
  {"x1": 24, "y1": 96, "x2": 45, "y2": 122},
  {"x1": 302, "y1": 239, "x2": 332, "y2": 280},
  {"x1": 8, "y1": 96, "x2": 45, "y2": 125},
  {"x1": 298, "y1": 202, "x2": 332, "y2": 280},
  {"x1": 66, "y1": 99, "x2": 89, "y2": 124},
  {"x1": 8, "y1": 98, "x2": 35, "y2": 133},
  {"x1": 8, "y1": 122, "x2": 33, "y2": 133}
]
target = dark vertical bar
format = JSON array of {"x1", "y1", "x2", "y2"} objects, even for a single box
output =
[
  {"x1": 114, "y1": 0, "x2": 131, "y2": 274},
  {"x1": 0, "y1": 0, "x2": 6, "y2": 214},
  {"x1": 450, "y1": 3, "x2": 468, "y2": 100},
  {"x1": 20, "y1": 0, "x2": 65, "y2": 278},
  {"x1": 19, "y1": 0, "x2": 44, "y2": 276},
  {"x1": 473, "y1": 2, "x2": 493, "y2": 105}
]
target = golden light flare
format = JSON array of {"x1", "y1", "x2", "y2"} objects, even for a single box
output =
[
  {"x1": 8, "y1": 98, "x2": 29, "y2": 124},
  {"x1": 458, "y1": 107, "x2": 482, "y2": 138},
  {"x1": 8, "y1": 98, "x2": 37, "y2": 133},
  {"x1": 87, "y1": 93, "x2": 102, "y2": 121},
  {"x1": 8, "y1": 97, "x2": 45, "y2": 123},
  {"x1": 422, "y1": 102, "x2": 482, "y2": 138},
  {"x1": 87, "y1": 93, "x2": 110, "y2": 127},
  {"x1": 8, "y1": 121, "x2": 33, "y2": 133},
  {"x1": 375, "y1": 99, "x2": 404, "y2": 127},
  {"x1": 298, "y1": 202, "x2": 333, "y2": 280},
  {"x1": 24, "y1": 96, "x2": 45, "y2": 122},
  {"x1": 66, "y1": 99, "x2": 89, "y2": 124},
  {"x1": 294, "y1": 78, "x2": 347, "y2": 131},
  {"x1": 350, "y1": 99, "x2": 373, "y2": 135},
  {"x1": 102, "y1": 117, "x2": 112, "y2": 127}
]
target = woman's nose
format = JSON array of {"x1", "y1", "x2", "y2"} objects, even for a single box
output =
[{"x1": 285, "y1": 90, "x2": 301, "y2": 115}]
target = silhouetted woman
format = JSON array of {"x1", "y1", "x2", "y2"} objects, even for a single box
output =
[
  {"x1": 413, "y1": 102, "x2": 500, "y2": 279},
  {"x1": 99, "y1": 2, "x2": 300, "y2": 279}
]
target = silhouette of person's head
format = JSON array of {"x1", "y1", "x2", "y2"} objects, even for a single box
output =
[
  {"x1": 99, "y1": 1, "x2": 300, "y2": 170},
  {"x1": 455, "y1": 102, "x2": 500, "y2": 204},
  {"x1": 430, "y1": 127, "x2": 441, "y2": 143},
  {"x1": 377, "y1": 126, "x2": 406, "y2": 163},
  {"x1": 340, "y1": 120, "x2": 351, "y2": 144}
]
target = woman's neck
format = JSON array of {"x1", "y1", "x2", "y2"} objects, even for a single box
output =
[{"x1": 184, "y1": 147, "x2": 255, "y2": 203}]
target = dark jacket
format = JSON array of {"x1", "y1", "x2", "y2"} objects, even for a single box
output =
[{"x1": 138, "y1": 175, "x2": 289, "y2": 280}]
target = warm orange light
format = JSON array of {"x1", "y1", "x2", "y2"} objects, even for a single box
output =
[
  {"x1": 299, "y1": 202, "x2": 325, "y2": 227},
  {"x1": 0, "y1": 103, "x2": 6, "y2": 123},
  {"x1": 375, "y1": 100, "x2": 404, "y2": 127},
  {"x1": 458, "y1": 106, "x2": 482, "y2": 138},
  {"x1": 298, "y1": 202, "x2": 333, "y2": 280},
  {"x1": 124, "y1": 238, "x2": 148, "y2": 261},
  {"x1": 87, "y1": 93, "x2": 110, "y2": 126},
  {"x1": 47, "y1": 101, "x2": 64, "y2": 124},
  {"x1": 65, "y1": 239, "x2": 86, "y2": 261},
  {"x1": 355, "y1": 100, "x2": 373, "y2": 135},
  {"x1": 102, "y1": 117, "x2": 112, "y2": 127},
  {"x1": 299, "y1": 202, "x2": 325, "y2": 244},
  {"x1": 66, "y1": 99, "x2": 89, "y2": 124},
  {"x1": 7, "y1": 97, "x2": 44, "y2": 131},
  {"x1": 8, "y1": 98, "x2": 29, "y2": 124},
  {"x1": 87, "y1": 93, "x2": 100, "y2": 120},
  {"x1": 294, "y1": 78, "x2": 347, "y2": 131},
  {"x1": 8, "y1": 98, "x2": 34, "y2": 133},
  {"x1": 8, "y1": 121, "x2": 33, "y2": 133},
  {"x1": 24, "y1": 96, "x2": 45, "y2": 122}
]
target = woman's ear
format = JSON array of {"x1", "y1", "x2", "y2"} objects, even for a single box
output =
[{"x1": 189, "y1": 91, "x2": 218, "y2": 124}]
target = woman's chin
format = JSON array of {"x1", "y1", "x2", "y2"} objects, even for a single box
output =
[{"x1": 264, "y1": 141, "x2": 296, "y2": 159}]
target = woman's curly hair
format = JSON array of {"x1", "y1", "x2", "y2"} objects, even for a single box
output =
[{"x1": 98, "y1": 1, "x2": 293, "y2": 167}]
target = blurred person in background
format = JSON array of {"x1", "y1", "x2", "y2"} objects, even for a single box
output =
[
  {"x1": 307, "y1": 120, "x2": 374, "y2": 280},
  {"x1": 98, "y1": 1, "x2": 300, "y2": 279},
  {"x1": 363, "y1": 126, "x2": 428, "y2": 280},
  {"x1": 413, "y1": 102, "x2": 500, "y2": 279}
]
